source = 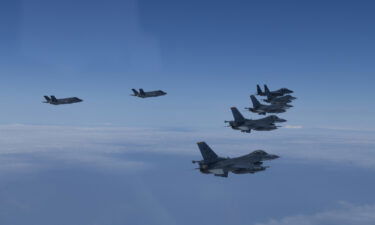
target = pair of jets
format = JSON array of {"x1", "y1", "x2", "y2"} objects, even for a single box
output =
[
  {"x1": 43, "y1": 89, "x2": 167, "y2": 105},
  {"x1": 247, "y1": 85, "x2": 296, "y2": 115}
]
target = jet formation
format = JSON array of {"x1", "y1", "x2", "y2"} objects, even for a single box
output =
[
  {"x1": 248, "y1": 85, "x2": 296, "y2": 115},
  {"x1": 225, "y1": 84, "x2": 296, "y2": 135},
  {"x1": 194, "y1": 84, "x2": 296, "y2": 177},
  {"x1": 41, "y1": 84, "x2": 295, "y2": 178}
]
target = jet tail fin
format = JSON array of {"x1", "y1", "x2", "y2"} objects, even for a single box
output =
[
  {"x1": 197, "y1": 142, "x2": 218, "y2": 162},
  {"x1": 257, "y1": 85, "x2": 264, "y2": 95},
  {"x1": 131, "y1": 89, "x2": 139, "y2": 96},
  {"x1": 264, "y1": 85, "x2": 271, "y2": 96},
  {"x1": 230, "y1": 107, "x2": 245, "y2": 122},
  {"x1": 264, "y1": 85, "x2": 271, "y2": 94},
  {"x1": 44, "y1": 96, "x2": 51, "y2": 102},
  {"x1": 139, "y1": 89, "x2": 146, "y2": 96},
  {"x1": 50, "y1": 95, "x2": 57, "y2": 102},
  {"x1": 250, "y1": 95, "x2": 261, "y2": 108}
]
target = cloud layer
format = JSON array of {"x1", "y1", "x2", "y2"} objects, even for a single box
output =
[
  {"x1": 0, "y1": 124, "x2": 374, "y2": 173},
  {"x1": 255, "y1": 202, "x2": 375, "y2": 225}
]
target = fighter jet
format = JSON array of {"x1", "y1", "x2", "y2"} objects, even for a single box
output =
[
  {"x1": 225, "y1": 107, "x2": 286, "y2": 133},
  {"x1": 263, "y1": 86, "x2": 296, "y2": 103},
  {"x1": 192, "y1": 142, "x2": 279, "y2": 177},
  {"x1": 263, "y1": 94, "x2": 297, "y2": 105},
  {"x1": 131, "y1": 89, "x2": 167, "y2": 98},
  {"x1": 256, "y1": 84, "x2": 293, "y2": 97},
  {"x1": 43, "y1": 95, "x2": 83, "y2": 105},
  {"x1": 246, "y1": 95, "x2": 288, "y2": 115}
]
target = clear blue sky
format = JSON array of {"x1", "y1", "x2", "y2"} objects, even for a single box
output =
[{"x1": 1, "y1": 1, "x2": 375, "y2": 225}]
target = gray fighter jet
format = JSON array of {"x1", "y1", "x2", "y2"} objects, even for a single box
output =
[
  {"x1": 192, "y1": 142, "x2": 279, "y2": 177},
  {"x1": 263, "y1": 94, "x2": 297, "y2": 104},
  {"x1": 131, "y1": 89, "x2": 167, "y2": 98},
  {"x1": 43, "y1": 95, "x2": 83, "y2": 105},
  {"x1": 225, "y1": 107, "x2": 286, "y2": 133},
  {"x1": 246, "y1": 95, "x2": 288, "y2": 115},
  {"x1": 257, "y1": 84, "x2": 293, "y2": 97},
  {"x1": 263, "y1": 86, "x2": 296, "y2": 104}
]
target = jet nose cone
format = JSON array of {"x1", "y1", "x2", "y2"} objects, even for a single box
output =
[
  {"x1": 278, "y1": 119, "x2": 287, "y2": 122},
  {"x1": 270, "y1": 154, "x2": 280, "y2": 159}
]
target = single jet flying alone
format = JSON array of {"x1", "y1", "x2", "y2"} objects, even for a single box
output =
[
  {"x1": 131, "y1": 89, "x2": 167, "y2": 98},
  {"x1": 192, "y1": 142, "x2": 279, "y2": 177},
  {"x1": 246, "y1": 95, "x2": 288, "y2": 115},
  {"x1": 43, "y1": 95, "x2": 83, "y2": 105},
  {"x1": 225, "y1": 107, "x2": 286, "y2": 133},
  {"x1": 257, "y1": 84, "x2": 293, "y2": 97}
]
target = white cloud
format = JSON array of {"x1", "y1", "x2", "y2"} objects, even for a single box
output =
[
  {"x1": 0, "y1": 125, "x2": 154, "y2": 173},
  {"x1": 284, "y1": 125, "x2": 303, "y2": 129},
  {"x1": 255, "y1": 202, "x2": 375, "y2": 225},
  {"x1": 0, "y1": 124, "x2": 375, "y2": 173}
]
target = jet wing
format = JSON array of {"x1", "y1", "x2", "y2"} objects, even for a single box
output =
[
  {"x1": 225, "y1": 162, "x2": 253, "y2": 169},
  {"x1": 247, "y1": 120, "x2": 274, "y2": 128},
  {"x1": 254, "y1": 122, "x2": 276, "y2": 129}
]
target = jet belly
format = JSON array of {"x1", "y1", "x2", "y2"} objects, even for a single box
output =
[
  {"x1": 255, "y1": 108, "x2": 267, "y2": 115},
  {"x1": 254, "y1": 126, "x2": 276, "y2": 131},
  {"x1": 205, "y1": 162, "x2": 230, "y2": 175},
  {"x1": 246, "y1": 121, "x2": 274, "y2": 131},
  {"x1": 208, "y1": 169, "x2": 226, "y2": 175},
  {"x1": 238, "y1": 125, "x2": 251, "y2": 131},
  {"x1": 215, "y1": 158, "x2": 253, "y2": 172}
]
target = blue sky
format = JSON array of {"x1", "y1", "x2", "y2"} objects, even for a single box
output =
[
  {"x1": 1, "y1": 0, "x2": 375, "y2": 224},
  {"x1": 1, "y1": 0, "x2": 375, "y2": 129}
]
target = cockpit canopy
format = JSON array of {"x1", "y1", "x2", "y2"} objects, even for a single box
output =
[{"x1": 251, "y1": 150, "x2": 267, "y2": 156}]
